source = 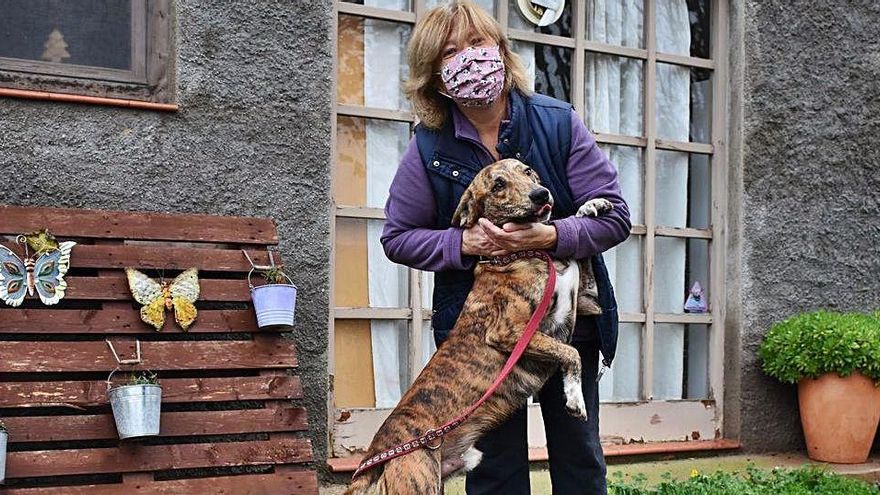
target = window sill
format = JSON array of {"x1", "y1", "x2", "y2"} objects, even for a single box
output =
[
  {"x1": 0, "y1": 87, "x2": 177, "y2": 112},
  {"x1": 327, "y1": 439, "x2": 742, "y2": 473}
]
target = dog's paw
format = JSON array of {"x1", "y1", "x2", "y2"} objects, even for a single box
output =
[
  {"x1": 462, "y1": 447, "x2": 483, "y2": 471},
  {"x1": 576, "y1": 198, "x2": 614, "y2": 218},
  {"x1": 563, "y1": 374, "x2": 588, "y2": 421}
]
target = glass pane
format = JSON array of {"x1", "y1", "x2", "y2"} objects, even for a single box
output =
[
  {"x1": 655, "y1": 150, "x2": 710, "y2": 229},
  {"x1": 0, "y1": 0, "x2": 132, "y2": 70},
  {"x1": 657, "y1": 0, "x2": 710, "y2": 58},
  {"x1": 421, "y1": 270, "x2": 434, "y2": 310},
  {"x1": 656, "y1": 64, "x2": 712, "y2": 143},
  {"x1": 341, "y1": 0, "x2": 413, "y2": 11},
  {"x1": 586, "y1": 0, "x2": 644, "y2": 49},
  {"x1": 599, "y1": 144, "x2": 643, "y2": 226},
  {"x1": 335, "y1": 116, "x2": 411, "y2": 208},
  {"x1": 425, "y1": 0, "x2": 495, "y2": 13},
  {"x1": 585, "y1": 54, "x2": 643, "y2": 137},
  {"x1": 509, "y1": 0, "x2": 573, "y2": 38},
  {"x1": 685, "y1": 323, "x2": 709, "y2": 399},
  {"x1": 334, "y1": 218, "x2": 410, "y2": 308},
  {"x1": 334, "y1": 319, "x2": 411, "y2": 408},
  {"x1": 511, "y1": 41, "x2": 572, "y2": 102},
  {"x1": 418, "y1": 319, "x2": 438, "y2": 375},
  {"x1": 653, "y1": 323, "x2": 710, "y2": 400},
  {"x1": 338, "y1": 15, "x2": 411, "y2": 110},
  {"x1": 604, "y1": 235, "x2": 643, "y2": 314},
  {"x1": 654, "y1": 237, "x2": 709, "y2": 314},
  {"x1": 599, "y1": 323, "x2": 641, "y2": 402}
]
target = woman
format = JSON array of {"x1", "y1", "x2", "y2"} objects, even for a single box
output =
[{"x1": 380, "y1": 1, "x2": 631, "y2": 493}]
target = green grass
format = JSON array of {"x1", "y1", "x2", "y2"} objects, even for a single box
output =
[
  {"x1": 608, "y1": 466, "x2": 879, "y2": 495},
  {"x1": 437, "y1": 465, "x2": 878, "y2": 495}
]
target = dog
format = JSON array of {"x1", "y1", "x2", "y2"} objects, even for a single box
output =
[{"x1": 345, "y1": 159, "x2": 612, "y2": 495}]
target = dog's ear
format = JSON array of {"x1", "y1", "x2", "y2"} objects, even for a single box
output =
[{"x1": 452, "y1": 189, "x2": 481, "y2": 228}]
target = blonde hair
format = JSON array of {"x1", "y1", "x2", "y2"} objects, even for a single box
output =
[{"x1": 405, "y1": 0, "x2": 531, "y2": 129}]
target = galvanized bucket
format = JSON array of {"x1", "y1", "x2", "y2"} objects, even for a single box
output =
[
  {"x1": 243, "y1": 249, "x2": 297, "y2": 329},
  {"x1": 0, "y1": 430, "x2": 6, "y2": 483},
  {"x1": 107, "y1": 383, "x2": 162, "y2": 439},
  {"x1": 251, "y1": 283, "x2": 297, "y2": 328}
]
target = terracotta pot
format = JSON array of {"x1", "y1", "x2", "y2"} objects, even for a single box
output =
[{"x1": 798, "y1": 371, "x2": 880, "y2": 463}]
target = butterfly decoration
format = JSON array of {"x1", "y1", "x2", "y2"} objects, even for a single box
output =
[
  {"x1": 125, "y1": 267, "x2": 200, "y2": 331},
  {"x1": 684, "y1": 281, "x2": 708, "y2": 313},
  {"x1": 0, "y1": 234, "x2": 76, "y2": 307}
]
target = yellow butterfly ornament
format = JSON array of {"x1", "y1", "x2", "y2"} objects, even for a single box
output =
[{"x1": 125, "y1": 267, "x2": 200, "y2": 331}]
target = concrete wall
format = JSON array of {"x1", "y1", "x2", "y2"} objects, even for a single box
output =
[
  {"x1": 0, "y1": 0, "x2": 335, "y2": 468},
  {"x1": 736, "y1": 0, "x2": 880, "y2": 451}
]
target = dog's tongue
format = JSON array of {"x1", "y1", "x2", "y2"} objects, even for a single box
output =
[{"x1": 537, "y1": 204, "x2": 552, "y2": 216}]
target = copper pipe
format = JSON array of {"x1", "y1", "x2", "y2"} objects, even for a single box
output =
[{"x1": 0, "y1": 87, "x2": 178, "y2": 112}]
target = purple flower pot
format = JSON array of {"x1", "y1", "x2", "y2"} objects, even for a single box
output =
[{"x1": 251, "y1": 283, "x2": 297, "y2": 328}]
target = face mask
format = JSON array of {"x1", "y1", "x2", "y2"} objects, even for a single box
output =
[{"x1": 439, "y1": 45, "x2": 506, "y2": 107}]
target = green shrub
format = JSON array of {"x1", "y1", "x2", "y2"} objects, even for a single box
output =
[
  {"x1": 609, "y1": 466, "x2": 878, "y2": 494},
  {"x1": 759, "y1": 310, "x2": 880, "y2": 384}
]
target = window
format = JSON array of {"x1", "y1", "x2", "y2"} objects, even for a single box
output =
[
  {"x1": 0, "y1": 0, "x2": 175, "y2": 104},
  {"x1": 331, "y1": 0, "x2": 729, "y2": 456}
]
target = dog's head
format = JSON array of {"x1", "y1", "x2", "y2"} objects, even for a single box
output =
[{"x1": 452, "y1": 159, "x2": 553, "y2": 228}]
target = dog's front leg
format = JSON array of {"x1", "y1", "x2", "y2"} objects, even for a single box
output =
[{"x1": 485, "y1": 331, "x2": 587, "y2": 420}]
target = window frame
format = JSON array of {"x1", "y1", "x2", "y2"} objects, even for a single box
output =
[
  {"x1": 0, "y1": 0, "x2": 175, "y2": 104},
  {"x1": 330, "y1": 0, "x2": 730, "y2": 456}
]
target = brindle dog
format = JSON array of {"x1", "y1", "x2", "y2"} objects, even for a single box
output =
[{"x1": 345, "y1": 159, "x2": 611, "y2": 495}]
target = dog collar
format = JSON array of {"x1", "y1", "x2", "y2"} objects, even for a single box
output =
[{"x1": 484, "y1": 250, "x2": 549, "y2": 266}]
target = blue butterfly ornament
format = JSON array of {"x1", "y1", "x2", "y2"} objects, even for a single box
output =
[{"x1": 0, "y1": 235, "x2": 76, "y2": 307}]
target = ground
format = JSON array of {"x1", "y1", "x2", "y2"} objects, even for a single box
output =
[{"x1": 320, "y1": 453, "x2": 880, "y2": 494}]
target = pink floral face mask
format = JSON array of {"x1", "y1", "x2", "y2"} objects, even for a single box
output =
[{"x1": 439, "y1": 45, "x2": 506, "y2": 107}]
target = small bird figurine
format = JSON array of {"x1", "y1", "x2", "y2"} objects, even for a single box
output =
[{"x1": 684, "y1": 281, "x2": 708, "y2": 313}]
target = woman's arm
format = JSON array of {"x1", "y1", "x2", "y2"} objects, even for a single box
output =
[
  {"x1": 550, "y1": 110, "x2": 632, "y2": 259},
  {"x1": 380, "y1": 138, "x2": 477, "y2": 272}
]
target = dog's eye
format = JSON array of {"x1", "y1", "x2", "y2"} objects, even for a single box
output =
[{"x1": 491, "y1": 177, "x2": 506, "y2": 193}]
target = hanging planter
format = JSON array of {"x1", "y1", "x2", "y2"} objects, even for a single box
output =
[
  {"x1": 0, "y1": 420, "x2": 7, "y2": 484},
  {"x1": 243, "y1": 250, "x2": 297, "y2": 329},
  {"x1": 105, "y1": 341, "x2": 162, "y2": 440}
]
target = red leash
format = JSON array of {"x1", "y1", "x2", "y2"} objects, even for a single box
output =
[{"x1": 352, "y1": 250, "x2": 557, "y2": 478}]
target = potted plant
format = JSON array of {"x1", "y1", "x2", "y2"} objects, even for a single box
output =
[
  {"x1": 107, "y1": 371, "x2": 162, "y2": 440},
  {"x1": 759, "y1": 310, "x2": 880, "y2": 463},
  {"x1": 0, "y1": 419, "x2": 6, "y2": 483},
  {"x1": 248, "y1": 264, "x2": 297, "y2": 329}
]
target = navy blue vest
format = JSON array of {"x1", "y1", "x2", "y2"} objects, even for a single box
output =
[{"x1": 415, "y1": 90, "x2": 618, "y2": 366}]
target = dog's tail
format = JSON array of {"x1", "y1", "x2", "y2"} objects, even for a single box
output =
[{"x1": 343, "y1": 469, "x2": 381, "y2": 495}]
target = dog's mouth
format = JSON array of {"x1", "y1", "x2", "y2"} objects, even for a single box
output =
[{"x1": 500, "y1": 203, "x2": 553, "y2": 224}]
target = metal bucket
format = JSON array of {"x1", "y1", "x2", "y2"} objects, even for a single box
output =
[
  {"x1": 251, "y1": 283, "x2": 297, "y2": 328},
  {"x1": 108, "y1": 384, "x2": 162, "y2": 439},
  {"x1": 0, "y1": 430, "x2": 6, "y2": 483}
]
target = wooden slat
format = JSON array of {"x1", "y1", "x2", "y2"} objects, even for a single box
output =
[
  {"x1": 0, "y1": 309, "x2": 262, "y2": 334},
  {"x1": 0, "y1": 205, "x2": 278, "y2": 245},
  {"x1": 0, "y1": 243, "x2": 274, "y2": 272},
  {"x1": 3, "y1": 438, "x2": 312, "y2": 478},
  {"x1": 1, "y1": 470, "x2": 319, "y2": 495},
  {"x1": 0, "y1": 337, "x2": 296, "y2": 372},
  {"x1": 4, "y1": 408, "x2": 308, "y2": 442},
  {"x1": 0, "y1": 375, "x2": 302, "y2": 408},
  {"x1": 62, "y1": 275, "x2": 250, "y2": 301}
]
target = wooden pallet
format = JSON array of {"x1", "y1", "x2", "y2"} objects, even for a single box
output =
[{"x1": 0, "y1": 205, "x2": 317, "y2": 494}]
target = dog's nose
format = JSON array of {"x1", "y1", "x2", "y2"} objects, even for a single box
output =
[{"x1": 529, "y1": 187, "x2": 550, "y2": 205}]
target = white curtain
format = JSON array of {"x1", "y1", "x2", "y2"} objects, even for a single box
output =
[
  {"x1": 364, "y1": 0, "x2": 411, "y2": 408},
  {"x1": 364, "y1": 0, "x2": 441, "y2": 407},
  {"x1": 583, "y1": 0, "x2": 644, "y2": 402}
]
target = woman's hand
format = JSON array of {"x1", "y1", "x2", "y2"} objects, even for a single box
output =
[
  {"x1": 461, "y1": 222, "x2": 503, "y2": 256},
  {"x1": 477, "y1": 218, "x2": 557, "y2": 256}
]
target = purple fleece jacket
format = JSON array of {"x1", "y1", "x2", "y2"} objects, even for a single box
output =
[{"x1": 381, "y1": 106, "x2": 631, "y2": 271}]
